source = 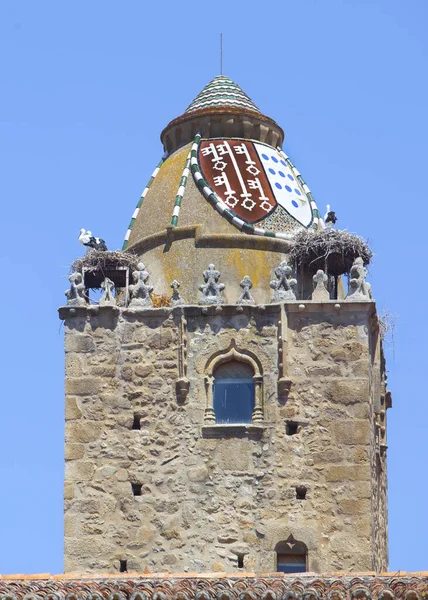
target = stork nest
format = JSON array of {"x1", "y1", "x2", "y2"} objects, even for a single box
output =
[
  {"x1": 289, "y1": 229, "x2": 373, "y2": 276},
  {"x1": 71, "y1": 249, "x2": 140, "y2": 274}
]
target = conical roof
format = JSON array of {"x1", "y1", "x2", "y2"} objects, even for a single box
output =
[
  {"x1": 184, "y1": 75, "x2": 261, "y2": 115},
  {"x1": 161, "y1": 75, "x2": 283, "y2": 154}
]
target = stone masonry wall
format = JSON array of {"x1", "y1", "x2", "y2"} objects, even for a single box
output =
[{"x1": 63, "y1": 302, "x2": 387, "y2": 574}]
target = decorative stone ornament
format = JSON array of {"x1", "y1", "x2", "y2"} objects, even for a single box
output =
[
  {"x1": 170, "y1": 279, "x2": 184, "y2": 306},
  {"x1": 199, "y1": 264, "x2": 225, "y2": 305},
  {"x1": 270, "y1": 261, "x2": 297, "y2": 302},
  {"x1": 99, "y1": 277, "x2": 116, "y2": 306},
  {"x1": 129, "y1": 263, "x2": 153, "y2": 307},
  {"x1": 176, "y1": 377, "x2": 190, "y2": 404},
  {"x1": 65, "y1": 272, "x2": 86, "y2": 307},
  {"x1": 312, "y1": 269, "x2": 329, "y2": 301},
  {"x1": 347, "y1": 257, "x2": 372, "y2": 301},
  {"x1": 237, "y1": 276, "x2": 255, "y2": 305}
]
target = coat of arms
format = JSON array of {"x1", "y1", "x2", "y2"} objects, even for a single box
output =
[{"x1": 198, "y1": 139, "x2": 313, "y2": 228}]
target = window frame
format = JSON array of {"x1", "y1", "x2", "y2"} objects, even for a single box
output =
[
  {"x1": 202, "y1": 344, "x2": 264, "y2": 436},
  {"x1": 275, "y1": 538, "x2": 308, "y2": 574}
]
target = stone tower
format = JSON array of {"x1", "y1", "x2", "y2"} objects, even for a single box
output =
[{"x1": 61, "y1": 75, "x2": 390, "y2": 575}]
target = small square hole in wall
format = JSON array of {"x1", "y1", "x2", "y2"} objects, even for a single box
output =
[
  {"x1": 237, "y1": 554, "x2": 244, "y2": 569},
  {"x1": 131, "y1": 483, "x2": 143, "y2": 496},
  {"x1": 132, "y1": 414, "x2": 141, "y2": 430},
  {"x1": 295, "y1": 485, "x2": 307, "y2": 500},
  {"x1": 119, "y1": 559, "x2": 127, "y2": 573},
  {"x1": 286, "y1": 421, "x2": 299, "y2": 435}
]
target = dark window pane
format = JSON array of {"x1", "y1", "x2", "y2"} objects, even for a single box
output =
[
  {"x1": 213, "y1": 378, "x2": 254, "y2": 424},
  {"x1": 276, "y1": 562, "x2": 306, "y2": 573},
  {"x1": 277, "y1": 553, "x2": 306, "y2": 573}
]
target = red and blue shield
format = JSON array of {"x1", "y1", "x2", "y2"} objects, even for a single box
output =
[{"x1": 198, "y1": 139, "x2": 313, "y2": 228}]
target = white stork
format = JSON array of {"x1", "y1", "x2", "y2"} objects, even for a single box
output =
[{"x1": 78, "y1": 229, "x2": 108, "y2": 251}]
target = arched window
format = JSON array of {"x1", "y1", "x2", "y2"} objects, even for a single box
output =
[
  {"x1": 213, "y1": 360, "x2": 255, "y2": 424},
  {"x1": 275, "y1": 537, "x2": 307, "y2": 573}
]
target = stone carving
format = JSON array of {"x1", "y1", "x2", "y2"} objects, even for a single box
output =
[
  {"x1": 270, "y1": 261, "x2": 297, "y2": 302},
  {"x1": 99, "y1": 277, "x2": 116, "y2": 306},
  {"x1": 129, "y1": 263, "x2": 153, "y2": 307},
  {"x1": 65, "y1": 272, "x2": 86, "y2": 307},
  {"x1": 347, "y1": 257, "x2": 372, "y2": 301},
  {"x1": 170, "y1": 279, "x2": 184, "y2": 306},
  {"x1": 237, "y1": 276, "x2": 255, "y2": 305},
  {"x1": 312, "y1": 269, "x2": 329, "y2": 301},
  {"x1": 199, "y1": 264, "x2": 225, "y2": 305}
]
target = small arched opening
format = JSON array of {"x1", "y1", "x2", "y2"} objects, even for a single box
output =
[
  {"x1": 213, "y1": 360, "x2": 255, "y2": 424},
  {"x1": 275, "y1": 537, "x2": 307, "y2": 573}
]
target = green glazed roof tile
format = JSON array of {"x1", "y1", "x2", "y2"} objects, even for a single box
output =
[{"x1": 185, "y1": 75, "x2": 261, "y2": 114}]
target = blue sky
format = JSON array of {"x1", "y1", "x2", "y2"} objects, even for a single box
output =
[{"x1": 1, "y1": 0, "x2": 427, "y2": 574}]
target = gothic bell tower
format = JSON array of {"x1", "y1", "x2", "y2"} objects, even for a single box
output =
[{"x1": 60, "y1": 75, "x2": 390, "y2": 574}]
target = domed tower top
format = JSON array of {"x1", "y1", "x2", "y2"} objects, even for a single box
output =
[
  {"x1": 124, "y1": 75, "x2": 323, "y2": 304},
  {"x1": 160, "y1": 75, "x2": 285, "y2": 154}
]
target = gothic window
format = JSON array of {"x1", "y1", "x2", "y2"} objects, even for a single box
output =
[
  {"x1": 213, "y1": 360, "x2": 255, "y2": 424},
  {"x1": 275, "y1": 537, "x2": 307, "y2": 573},
  {"x1": 203, "y1": 343, "x2": 264, "y2": 430}
]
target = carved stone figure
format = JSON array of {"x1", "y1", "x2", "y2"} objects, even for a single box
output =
[
  {"x1": 65, "y1": 272, "x2": 86, "y2": 307},
  {"x1": 170, "y1": 280, "x2": 184, "y2": 306},
  {"x1": 129, "y1": 263, "x2": 153, "y2": 307},
  {"x1": 270, "y1": 261, "x2": 297, "y2": 302},
  {"x1": 312, "y1": 269, "x2": 329, "y2": 301},
  {"x1": 347, "y1": 257, "x2": 372, "y2": 301},
  {"x1": 237, "y1": 276, "x2": 255, "y2": 305},
  {"x1": 199, "y1": 264, "x2": 225, "y2": 305},
  {"x1": 99, "y1": 277, "x2": 116, "y2": 306}
]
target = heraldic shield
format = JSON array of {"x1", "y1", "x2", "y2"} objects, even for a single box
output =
[{"x1": 198, "y1": 139, "x2": 314, "y2": 230}]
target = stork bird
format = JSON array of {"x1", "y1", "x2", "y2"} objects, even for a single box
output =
[
  {"x1": 324, "y1": 205, "x2": 337, "y2": 228},
  {"x1": 78, "y1": 229, "x2": 108, "y2": 251}
]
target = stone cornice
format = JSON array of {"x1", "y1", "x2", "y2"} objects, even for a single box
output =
[{"x1": 58, "y1": 301, "x2": 376, "y2": 321}]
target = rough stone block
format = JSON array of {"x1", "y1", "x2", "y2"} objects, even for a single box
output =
[
  {"x1": 338, "y1": 499, "x2": 371, "y2": 515},
  {"x1": 65, "y1": 460, "x2": 96, "y2": 481},
  {"x1": 331, "y1": 421, "x2": 370, "y2": 445},
  {"x1": 214, "y1": 439, "x2": 254, "y2": 472},
  {"x1": 65, "y1": 335, "x2": 96, "y2": 354},
  {"x1": 305, "y1": 364, "x2": 341, "y2": 377},
  {"x1": 351, "y1": 359, "x2": 370, "y2": 377},
  {"x1": 90, "y1": 364, "x2": 117, "y2": 377},
  {"x1": 65, "y1": 397, "x2": 82, "y2": 420},
  {"x1": 325, "y1": 464, "x2": 370, "y2": 482},
  {"x1": 135, "y1": 364, "x2": 154, "y2": 378},
  {"x1": 311, "y1": 449, "x2": 344, "y2": 464},
  {"x1": 326, "y1": 379, "x2": 369, "y2": 404},
  {"x1": 65, "y1": 443, "x2": 85, "y2": 460},
  {"x1": 66, "y1": 377, "x2": 102, "y2": 396},
  {"x1": 66, "y1": 421, "x2": 102, "y2": 443},
  {"x1": 64, "y1": 482, "x2": 75, "y2": 500},
  {"x1": 329, "y1": 532, "x2": 363, "y2": 553},
  {"x1": 331, "y1": 342, "x2": 365, "y2": 362},
  {"x1": 187, "y1": 466, "x2": 209, "y2": 482},
  {"x1": 65, "y1": 354, "x2": 86, "y2": 377}
]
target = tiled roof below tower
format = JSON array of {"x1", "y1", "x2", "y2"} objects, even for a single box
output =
[
  {"x1": 0, "y1": 574, "x2": 427, "y2": 599},
  {"x1": 185, "y1": 75, "x2": 261, "y2": 114}
]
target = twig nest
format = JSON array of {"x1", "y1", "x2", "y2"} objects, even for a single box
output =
[
  {"x1": 289, "y1": 229, "x2": 373, "y2": 276},
  {"x1": 71, "y1": 249, "x2": 139, "y2": 274}
]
